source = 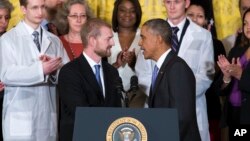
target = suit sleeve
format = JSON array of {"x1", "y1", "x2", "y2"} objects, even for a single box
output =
[
  {"x1": 168, "y1": 61, "x2": 197, "y2": 139},
  {"x1": 58, "y1": 65, "x2": 89, "y2": 118}
]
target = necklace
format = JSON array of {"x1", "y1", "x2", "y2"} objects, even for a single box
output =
[{"x1": 66, "y1": 34, "x2": 77, "y2": 59}]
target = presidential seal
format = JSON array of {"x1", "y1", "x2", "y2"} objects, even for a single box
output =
[{"x1": 106, "y1": 117, "x2": 147, "y2": 141}]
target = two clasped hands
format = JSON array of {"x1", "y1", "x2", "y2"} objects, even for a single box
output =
[
  {"x1": 40, "y1": 55, "x2": 62, "y2": 75},
  {"x1": 217, "y1": 55, "x2": 243, "y2": 84},
  {"x1": 113, "y1": 48, "x2": 136, "y2": 69}
]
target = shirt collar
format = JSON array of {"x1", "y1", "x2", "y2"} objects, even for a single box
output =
[
  {"x1": 167, "y1": 17, "x2": 187, "y2": 37},
  {"x1": 22, "y1": 20, "x2": 41, "y2": 36},
  {"x1": 156, "y1": 48, "x2": 172, "y2": 69},
  {"x1": 83, "y1": 52, "x2": 102, "y2": 68}
]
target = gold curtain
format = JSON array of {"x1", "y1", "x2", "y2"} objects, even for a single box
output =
[
  {"x1": 8, "y1": 0, "x2": 240, "y2": 40},
  {"x1": 7, "y1": 0, "x2": 23, "y2": 30},
  {"x1": 213, "y1": 0, "x2": 241, "y2": 40},
  {"x1": 7, "y1": 0, "x2": 166, "y2": 30}
]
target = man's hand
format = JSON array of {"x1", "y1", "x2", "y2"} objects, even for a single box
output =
[
  {"x1": 40, "y1": 55, "x2": 62, "y2": 75},
  {"x1": 0, "y1": 82, "x2": 4, "y2": 92}
]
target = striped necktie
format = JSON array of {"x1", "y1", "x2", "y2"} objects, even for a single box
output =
[
  {"x1": 32, "y1": 31, "x2": 41, "y2": 52},
  {"x1": 171, "y1": 27, "x2": 179, "y2": 53}
]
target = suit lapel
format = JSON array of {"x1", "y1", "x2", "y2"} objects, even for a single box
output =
[
  {"x1": 178, "y1": 21, "x2": 193, "y2": 57},
  {"x1": 41, "y1": 28, "x2": 52, "y2": 53},
  {"x1": 102, "y1": 60, "x2": 112, "y2": 102},
  {"x1": 79, "y1": 55, "x2": 105, "y2": 100},
  {"x1": 149, "y1": 51, "x2": 177, "y2": 106}
]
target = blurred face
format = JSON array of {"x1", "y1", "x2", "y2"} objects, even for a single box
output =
[
  {"x1": 0, "y1": 8, "x2": 10, "y2": 34},
  {"x1": 94, "y1": 26, "x2": 115, "y2": 57},
  {"x1": 240, "y1": 0, "x2": 250, "y2": 17},
  {"x1": 117, "y1": 0, "x2": 136, "y2": 29},
  {"x1": 21, "y1": 0, "x2": 45, "y2": 28},
  {"x1": 163, "y1": 0, "x2": 190, "y2": 25},
  {"x1": 243, "y1": 12, "x2": 250, "y2": 39},
  {"x1": 45, "y1": 0, "x2": 64, "y2": 9},
  {"x1": 186, "y1": 5, "x2": 206, "y2": 27},
  {"x1": 139, "y1": 26, "x2": 158, "y2": 61},
  {"x1": 67, "y1": 3, "x2": 87, "y2": 33}
]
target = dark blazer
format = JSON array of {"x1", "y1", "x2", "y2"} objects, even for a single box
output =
[
  {"x1": 58, "y1": 54, "x2": 122, "y2": 141},
  {"x1": 217, "y1": 46, "x2": 250, "y2": 126},
  {"x1": 148, "y1": 50, "x2": 201, "y2": 141},
  {"x1": 205, "y1": 38, "x2": 226, "y2": 120}
]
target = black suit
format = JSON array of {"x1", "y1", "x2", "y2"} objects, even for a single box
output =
[
  {"x1": 58, "y1": 54, "x2": 121, "y2": 141},
  {"x1": 148, "y1": 50, "x2": 201, "y2": 141}
]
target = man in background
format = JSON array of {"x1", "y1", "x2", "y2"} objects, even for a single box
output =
[{"x1": 0, "y1": 0, "x2": 69, "y2": 140}]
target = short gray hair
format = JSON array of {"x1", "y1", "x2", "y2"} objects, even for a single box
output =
[
  {"x1": 81, "y1": 18, "x2": 111, "y2": 47},
  {"x1": 142, "y1": 18, "x2": 172, "y2": 46}
]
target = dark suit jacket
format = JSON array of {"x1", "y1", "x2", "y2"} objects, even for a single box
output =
[
  {"x1": 148, "y1": 50, "x2": 201, "y2": 141},
  {"x1": 58, "y1": 54, "x2": 121, "y2": 141},
  {"x1": 205, "y1": 38, "x2": 226, "y2": 120}
]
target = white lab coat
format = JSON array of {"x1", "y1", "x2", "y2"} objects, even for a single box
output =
[
  {"x1": 178, "y1": 20, "x2": 214, "y2": 141},
  {"x1": 0, "y1": 21, "x2": 69, "y2": 141},
  {"x1": 135, "y1": 19, "x2": 214, "y2": 141},
  {"x1": 108, "y1": 30, "x2": 141, "y2": 91}
]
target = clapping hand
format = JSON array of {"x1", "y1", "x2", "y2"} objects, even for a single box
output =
[
  {"x1": 217, "y1": 55, "x2": 243, "y2": 80},
  {"x1": 40, "y1": 55, "x2": 62, "y2": 75},
  {"x1": 228, "y1": 57, "x2": 243, "y2": 80},
  {"x1": 0, "y1": 82, "x2": 4, "y2": 92},
  {"x1": 122, "y1": 48, "x2": 136, "y2": 69},
  {"x1": 217, "y1": 55, "x2": 231, "y2": 78}
]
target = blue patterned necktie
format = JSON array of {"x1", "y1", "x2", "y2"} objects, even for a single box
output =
[
  {"x1": 32, "y1": 31, "x2": 41, "y2": 52},
  {"x1": 94, "y1": 65, "x2": 103, "y2": 93},
  {"x1": 171, "y1": 27, "x2": 179, "y2": 53},
  {"x1": 151, "y1": 65, "x2": 159, "y2": 91}
]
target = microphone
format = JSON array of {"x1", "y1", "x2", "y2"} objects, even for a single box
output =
[
  {"x1": 129, "y1": 75, "x2": 139, "y2": 94},
  {"x1": 116, "y1": 77, "x2": 127, "y2": 107},
  {"x1": 116, "y1": 76, "x2": 124, "y2": 97},
  {"x1": 127, "y1": 75, "x2": 139, "y2": 105}
]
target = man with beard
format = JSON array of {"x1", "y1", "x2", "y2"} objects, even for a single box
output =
[{"x1": 58, "y1": 18, "x2": 122, "y2": 141}]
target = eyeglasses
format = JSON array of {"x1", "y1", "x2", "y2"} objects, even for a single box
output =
[{"x1": 68, "y1": 14, "x2": 87, "y2": 20}]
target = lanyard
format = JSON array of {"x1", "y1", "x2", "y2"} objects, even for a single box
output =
[{"x1": 177, "y1": 19, "x2": 190, "y2": 50}]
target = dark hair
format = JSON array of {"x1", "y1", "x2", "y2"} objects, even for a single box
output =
[
  {"x1": 142, "y1": 18, "x2": 172, "y2": 46},
  {"x1": 189, "y1": 1, "x2": 209, "y2": 20},
  {"x1": 19, "y1": 0, "x2": 28, "y2": 7},
  {"x1": 81, "y1": 18, "x2": 111, "y2": 47},
  {"x1": 112, "y1": 0, "x2": 142, "y2": 32},
  {"x1": 240, "y1": 8, "x2": 250, "y2": 47},
  {"x1": 0, "y1": 0, "x2": 14, "y2": 15},
  {"x1": 54, "y1": 0, "x2": 94, "y2": 35}
]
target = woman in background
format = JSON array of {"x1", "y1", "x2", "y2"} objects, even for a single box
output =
[
  {"x1": 0, "y1": 0, "x2": 13, "y2": 36},
  {"x1": 0, "y1": 0, "x2": 13, "y2": 140},
  {"x1": 217, "y1": 8, "x2": 250, "y2": 141},
  {"x1": 55, "y1": 0, "x2": 93, "y2": 61},
  {"x1": 108, "y1": 0, "x2": 141, "y2": 91},
  {"x1": 108, "y1": 0, "x2": 145, "y2": 107}
]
